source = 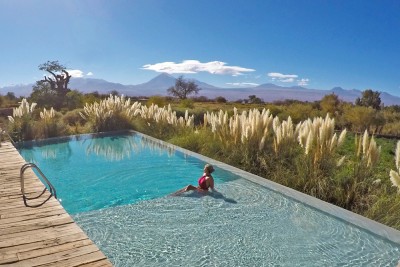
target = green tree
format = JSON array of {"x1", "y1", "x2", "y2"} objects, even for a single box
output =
[
  {"x1": 343, "y1": 106, "x2": 377, "y2": 132},
  {"x1": 248, "y1": 95, "x2": 263, "y2": 104},
  {"x1": 320, "y1": 93, "x2": 341, "y2": 115},
  {"x1": 167, "y1": 76, "x2": 201, "y2": 99},
  {"x1": 65, "y1": 90, "x2": 84, "y2": 110},
  {"x1": 355, "y1": 89, "x2": 382, "y2": 110},
  {"x1": 30, "y1": 81, "x2": 57, "y2": 108},
  {"x1": 5, "y1": 92, "x2": 17, "y2": 101},
  {"x1": 109, "y1": 90, "x2": 119, "y2": 96},
  {"x1": 215, "y1": 96, "x2": 227, "y2": 103}
]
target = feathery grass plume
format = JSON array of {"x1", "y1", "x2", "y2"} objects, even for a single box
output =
[
  {"x1": 305, "y1": 131, "x2": 313, "y2": 155},
  {"x1": 40, "y1": 107, "x2": 55, "y2": 122},
  {"x1": 295, "y1": 114, "x2": 347, "y2": 198},
  {"x1": 372, "y1": 179, "x2": 381, "y2": 185},
  {"x1": 396, "y1": 140, "x2": 400, "y2": 171},
  {"x1": 8, "y1": 98, "x2": 37, "y2": 121},
  {"x1": 351, "y1": 130, "x2": 381, "y2": 205},
  {"x1": 135, "y1": 103, "x2": 194, "y2": 130},
  {"x1": 329, "y1": 133, "x2": 338, "y2": 152},
  {"x1": 202, "y1": 107, "x2": 275, "y2": 151},
  {"x1": 80, "y1": 93, "x2": 195, "y2": 131},
  {"x1": 296, "y1": 114, "x2": 345, "y2": 162},
  {"x1": 271, "y1": 116, "x2": 296, "y2": 154},
  {"x1": 80, "y1": 94, "x2": 138, "y2": 132},
  {"x1": 362, "y1": 130, "x2": 369, "y2": 156},
  {"x1": 337, "y1": 128, "x2": 347, "y2": 146},
  {"x1": 389, "y1": 141, "x2": 400, "y2": 192},
  {"x1": 355, "y1": 134, "x2": 362, "y2": 157},
  {"x1": 7, "y1": 98, "x2": 37, "y2": 141},
  {"x1": 367, "y1": 136, "x2": 380, "y2": 167},
  {"x1": 337, "y1": 155, "x2": 346, "y2": 167},
  {"x1": 38, "y1": 107, "x2": 62, "y2": 138},
  {"x1": 390, "y1": 170, "x2": 400, "y2": 193},
  {"x1": 355, "y1": 130, "x2": 381, "y2": 169}
]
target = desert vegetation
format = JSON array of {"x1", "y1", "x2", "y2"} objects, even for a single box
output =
[
  {"x1": 1, "y1": 65, "x2": 400, "y2": 230},
  {"x1": 3, "y1": 93, "x2": 400, "y2": 231}
]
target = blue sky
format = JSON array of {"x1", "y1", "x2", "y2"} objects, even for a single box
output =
[{"x1": 1, "y1": 0, "x2": 399, "y2": 96}]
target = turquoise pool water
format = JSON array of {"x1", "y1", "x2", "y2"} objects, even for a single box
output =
[
  {"x1": 18, "y1": 132, "x2": 236, "y2": 214},
  {"x1": 18, "y1": 132, "x2": 400, "y2": 266}
]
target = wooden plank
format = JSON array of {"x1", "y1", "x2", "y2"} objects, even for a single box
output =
[
  {"x1": 37, "y1": 251, "x2": 108, "y2": 267},
  {"x1": 0, "y1": 232, "x2": 88, "y2": 255},
  {"x1": 0, "y1": 252, "x2": 18, "y2": 265},
  {"x1": 0, "y1": 214, "x2": 73, "y2": 235},
  {"x1": 13, "y1": 244, "x2": 101, "y2": 267},
  {"x1": 18, "y1": 239, "x2": 93, "y2": 260},
  {"x1": 0, "y1": 223, "x2": 81, "y2": 248},
  {"x1": 0, "y1": 198, "x2": 60, "y2": 212},
  {"x1": 78, "y1": 259, "x2": 114, "y2": 267},
  {"x1": 0, "y1": 141, "x2": 113, "y2": 266},
  {"x1": 0, "y1": 205, "x2": 65, "y2": 222}
]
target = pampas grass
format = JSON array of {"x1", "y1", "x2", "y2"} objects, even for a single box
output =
[
  {"x1": 7, "y1": 98, "x2": 36, "y2": 141},
  {"x1": 80, "y1": 95, "x2": 195, "y2": 133},
  {"x1": 389, "y1": 141, "x2": 400, "y2": 193}
]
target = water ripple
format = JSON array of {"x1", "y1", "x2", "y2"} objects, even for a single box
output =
[{"x1": 73, "y1": 184, "x2": 400, "y2": 267}]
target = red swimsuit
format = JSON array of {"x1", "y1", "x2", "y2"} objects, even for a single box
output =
[{"x1": 198, "y1": 175, "x2": 208, "y2": 190}]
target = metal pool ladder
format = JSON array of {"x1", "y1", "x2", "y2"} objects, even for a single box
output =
[{"x1": 20, "y1": 163, "x2": 57, "y2": 207}]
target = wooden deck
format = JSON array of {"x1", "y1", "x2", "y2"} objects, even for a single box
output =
[{"x1": 0, "y1": 141, "x2": 113, "y2": 266}]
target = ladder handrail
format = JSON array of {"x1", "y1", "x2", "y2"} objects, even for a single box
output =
[{"x1": 20, "y1": 163, "x2": 57, "y2": 207}]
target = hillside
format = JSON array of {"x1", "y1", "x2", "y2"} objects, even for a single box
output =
[{"x1": 2, "y1": 73, "x2": 400, "y2": 105}]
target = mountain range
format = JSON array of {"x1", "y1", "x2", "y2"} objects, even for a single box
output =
[{"x1": 2, "y1": 73, "x2": 400, "y2": 106}]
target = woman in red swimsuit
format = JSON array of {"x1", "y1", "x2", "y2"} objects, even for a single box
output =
[{"x1": 171, "y1": 164, "x2": 216, "y2": 195}]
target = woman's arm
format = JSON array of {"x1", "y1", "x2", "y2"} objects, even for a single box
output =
[{"x1": 208, "y1": 176, "x2": 216, "y2": 191}]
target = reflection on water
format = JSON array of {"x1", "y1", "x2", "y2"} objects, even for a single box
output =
[
  {"x1": 84, "y1": 134, "x2": 176, "y2": 161},
  {"x1": 41, "y1": 142, "x2": 72, "y2": 160},
  {"x1": 85, "y1": 135, "x2": 139, "y2": 161},
  {"x1": 139, "y1": 136, "x2": 175, "y2": 157},
  {"x1": 20, "y1": 141, "x2": 72, "y2": 163},
  {"x1": 20, "y1": 149, "x2": 37, "y2": 163}
]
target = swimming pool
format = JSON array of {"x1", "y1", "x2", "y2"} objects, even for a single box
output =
[{"x1": 18, "y1": 131, "x2": 400, "y2": 266}]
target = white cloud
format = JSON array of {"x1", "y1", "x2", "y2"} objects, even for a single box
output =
[
  {"x1": 297, "y1": 78, "x2": 309, "y2": 86},
  {"x1": 268, "y1": 72, "x2": 310, "y2": 86},
  {"x1": 226, "y1": 82, "x2": 259, "y2": 87},
  {"x1": 280, "y1": 78, "x2": 296, "y2": 83},
  {"x1": 268, "y1": 72, "x2": 298, "y2": 83},
  {"x1": 67, "y1": 69, "x2": 84, "y2": 78},
  {"x1": 64, "y1": 69, "x2": 94, "y2": 77},
  {"x1": 142, "y1": 60, "x2": 255, "y2": 76}
]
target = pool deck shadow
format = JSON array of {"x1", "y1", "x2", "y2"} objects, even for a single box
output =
[{"x1": 0, "y1": 141, "x2": 113, "y2": 266}]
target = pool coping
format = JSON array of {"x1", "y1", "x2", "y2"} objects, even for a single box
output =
[{"x1": 133, "y1": 130, "x2": 400, "y2": 246}]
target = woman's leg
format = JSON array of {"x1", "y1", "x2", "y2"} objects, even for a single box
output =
[{"x1": 170, "y1": 184, "x2": 197, "y2": 196}]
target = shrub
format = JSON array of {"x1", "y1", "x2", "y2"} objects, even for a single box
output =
[
  {"x1": 147, "y1": 96, "x2": 166, "y2": 107},
  {"x1": 215, "y1": 96, "x2": 227, "y2": 103},
  {"x1": 79, "y1": 95, "x2": 139, "y2": 132},
  {"x1": 179, "y1": 99, "x2": 194, "y2": 109},
  {"x1": 34, "y1": 108, "x2": 67, "y2": 139},
  {"x1": 7, "y1": 98, "x2": 36, "y2": 141}
]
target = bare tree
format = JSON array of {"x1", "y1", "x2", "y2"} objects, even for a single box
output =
[
  {"x1": 33, "y1": 61, "x2": 72, "y2": 108},
  {"x1": 39, "y1": 60, "x2": 71, "y2": 96},
  {"x1": 167, "y1": 76, "x2": 201, "y2": 99}
]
